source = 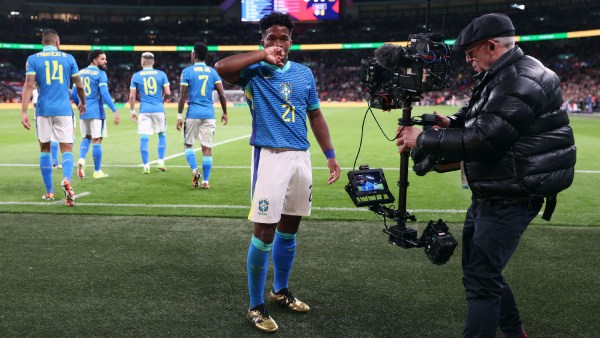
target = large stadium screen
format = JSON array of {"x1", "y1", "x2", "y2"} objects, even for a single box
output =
[{"x1": 241, "y1": 0, "x2": 340, "y2": 22}]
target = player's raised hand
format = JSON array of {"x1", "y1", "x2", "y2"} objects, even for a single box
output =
[
  {"x1": 327, "y1": 158, "x2": 340, "y2": 185},
  {"x1": 263, "y1": 46, "x2": 285, "y2": 67}
]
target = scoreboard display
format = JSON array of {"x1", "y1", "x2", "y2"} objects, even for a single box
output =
[{"x1": 241, "y1": 0, "x2": 340, "y2": 22}]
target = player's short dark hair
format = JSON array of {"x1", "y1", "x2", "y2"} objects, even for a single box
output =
[
  {"x1": 260, "y1": 12, "x2": 294, "y2": 35},
  {"x1": 42, "y1": 29, "x2": 59, "y2": 44},
  {"x1": 88, "y1": 49, "x2": 105, "y2": 64},
  {"x1": 193, "y1": 42, "x2": 208, "y2": 61}
]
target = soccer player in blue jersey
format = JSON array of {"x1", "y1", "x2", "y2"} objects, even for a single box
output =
[
  {"x1": 129, "y1": 52, "x2": 171, "y2": 174},
  {"x1": 215, "y1": 12, "x2": 340, "y2": 333},
  {"x1": 72, "y1": 50, "x2": 120, "y2": 179},
  {"x1": 177, "y1": 42, "x2": 228, "y2": 189},
  {"x1": 21, "y1": 29, "x2": 86, "y2": 207}
]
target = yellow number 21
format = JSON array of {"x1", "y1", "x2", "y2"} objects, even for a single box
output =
[{"x1": 281, "y1": 103, "x2": 296, "y2": 123}]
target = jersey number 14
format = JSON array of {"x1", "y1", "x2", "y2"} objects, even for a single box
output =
[{"x1": 44, "y1": 61, "x2": 64, "y2": 85}]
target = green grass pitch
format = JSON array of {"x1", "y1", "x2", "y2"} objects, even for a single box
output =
[{"x1": 1, "y1": 106, "x2": 599, "y2": 336}]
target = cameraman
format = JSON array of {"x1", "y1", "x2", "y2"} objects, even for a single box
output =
[{"x1": 396, "y1": 13, "x2": 575, "y2": 338}]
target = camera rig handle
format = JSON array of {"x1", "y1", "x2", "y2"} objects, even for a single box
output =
[{"x1": 396, "y1": 94, "x2": 416, "y2": 226}]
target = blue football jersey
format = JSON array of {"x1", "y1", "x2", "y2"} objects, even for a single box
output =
[
  {"x1": 237, "y1": 61, "x2": 320, "y2": 150},
  {"x1": 25, "y1": 45, "x2": 79, "y2": 117},
  {"x1": 78, "y1": 66, "x2": 108, "y2": 120},
  {"x1": 130, "y1": 68, "x2": 169, "y2": 113},
  {"x1": 180, "y1": 62, "x2": 222, "y2": 119}
]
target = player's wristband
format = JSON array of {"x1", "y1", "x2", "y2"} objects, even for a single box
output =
[
  {"x1": 324, "y1": 149, "x2": 336, "y2": 159},
  {"x1": 177, "y1": 113, "x2": 183, "y2": 120},
  {"x1": 130, "y1": 109, "x2": 136, "y2": 115}
]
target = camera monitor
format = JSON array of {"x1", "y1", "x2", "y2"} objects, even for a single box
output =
[{"x1": 346, "y1": 168, "x2": 395, "y2": 207}]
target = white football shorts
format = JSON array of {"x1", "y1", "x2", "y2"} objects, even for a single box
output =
[
  {"x1": 79, "y1": 118, "x2": 105, "y2": 139},
  {"x1": 36, "y1": 115, "x2": 74, "y2": 143},
  {"x1": 248, "y1": 147, "x2": 312, "y2": 224},
  {"x1": 138, "y1": 112, "x2": 166, "y2": 135},
  {"x1": 184, "y1": 118, "x2": 215, "y2": 148}
]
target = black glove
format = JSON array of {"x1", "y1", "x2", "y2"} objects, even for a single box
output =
[{"x1": 411, "y1": 148, "x2": 438, "y2": 176}]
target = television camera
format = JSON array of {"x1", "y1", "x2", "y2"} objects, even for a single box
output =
[
  {"x1": 346, "y1": 2, "x2": 457, "y2": 264},
  {"x1": 361, "y1": 32, "x2": 451, "y2": 111}
]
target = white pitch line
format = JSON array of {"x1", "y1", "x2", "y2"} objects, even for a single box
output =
[
  {"x1": 149, "y1": 134, "x2": 251, "y2": 164},
  {"x1": 50, "y1": 191, "x2": 91, "y2": 204}
]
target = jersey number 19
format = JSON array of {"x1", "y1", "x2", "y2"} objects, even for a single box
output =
[{"x1": 143, "y1": 77, "x2": 158, "y2": 95}]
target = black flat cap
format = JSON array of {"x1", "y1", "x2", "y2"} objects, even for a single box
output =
[{"x1": 453, "y1": 13, "x2": 515, "y2": 51}]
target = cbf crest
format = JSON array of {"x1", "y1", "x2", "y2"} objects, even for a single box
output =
[
  {"x1": 279, "y1": 82, "x2": 292, "y2": 102},
  {"x1": 258, "y1": 198, "x2": 269, "y2": 216}
]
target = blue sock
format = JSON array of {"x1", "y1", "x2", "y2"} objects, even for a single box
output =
[
  {"x1": 158, "y1": 132, "x2": 166, "y2": 160},
  {"x1": 62, "y1": 152, "x2": 74, "y2": 181},
  {"x1": 79, "y1": 138, "x2": 90, "y2": 162},
  {"x1": 272, "y1": 230, "x2": 297, "y2": 292},
  {"x1": 202, "y1": 156, "x2": 213, "y2": 181},
  {"x1": 185, "y1": 148, "x2": 198, "y2": 170},
  {"x1": 140, "y1": 135, "x2": 149, "y2": 165},
  {"x1": 40, "y1": 153, "x2": 53, "y2": 193},
  {"x1": 50, "y1": 141, "x2": 59, "y2": 166},
  {"x1": 247, "y1": 236, "x2": 272, "y2": 308},
  {"x1": 92, "y1": 144, "x2": 102, "y2": 171}
]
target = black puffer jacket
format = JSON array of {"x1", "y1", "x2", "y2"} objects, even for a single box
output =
[{"x1": 418, "y1": 46, "x2": 576, "y2": 198}]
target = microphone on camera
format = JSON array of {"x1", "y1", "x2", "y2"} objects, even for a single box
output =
[{"x1": 374, "y1": 44, "x2": 412, "y2": 69}]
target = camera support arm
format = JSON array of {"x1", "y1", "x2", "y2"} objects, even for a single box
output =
[{"x1": 396, "y1": 94, "x2": 419, "y2": 225}]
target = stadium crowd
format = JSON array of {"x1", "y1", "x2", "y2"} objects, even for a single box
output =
[{"x1": 1, "y1": 3, "x2": 599, "y2": 112}]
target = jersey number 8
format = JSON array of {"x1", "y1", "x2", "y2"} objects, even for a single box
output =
[{"x1": 83, "y1": 77, "x2": 92, "y2": 96}]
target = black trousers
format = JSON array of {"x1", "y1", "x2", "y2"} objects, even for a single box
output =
[{"x1": 462, "y1": 197, "x2": 543, "y2": 338}]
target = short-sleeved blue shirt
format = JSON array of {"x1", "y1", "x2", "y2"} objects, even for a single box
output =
[
  {"x1": 236, "y1": 61, "x2": 320, "y2": 150},
  {"x1": 78, "y1": 66, "x2": 109, "y2": 120},
  {"x1": 180, "y1": 62, "x2": 222, "y2": 119},
  {"x1": 26, "y1": 45, "x2": 79, "y2": 117},
  {"x1": 130, "y1": 67, "x2": 169, "y2": 113}
]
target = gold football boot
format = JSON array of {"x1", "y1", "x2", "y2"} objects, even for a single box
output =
[
  {"x1": 268, "y1": 288, "x2": 310, "y2": 313},
  {"x1": 247, "y1": 305, "x2": 278, "y2": 333}
]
